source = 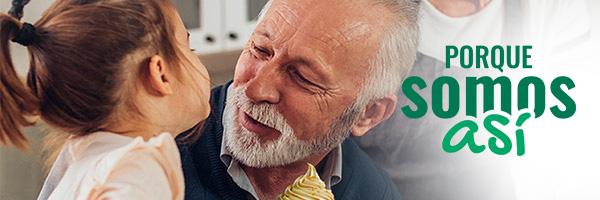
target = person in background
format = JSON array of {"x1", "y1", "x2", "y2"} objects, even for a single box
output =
[
  {"x1": 0, "y1": 0, "x2": 211, "y2": 199},
  {"x1": 356, "y1": 0, "x2": 591, "y2": 199}
]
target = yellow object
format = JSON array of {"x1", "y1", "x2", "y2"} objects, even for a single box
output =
[{"x1": 277, "y1": 163, "x2": 335, "y2": 200}]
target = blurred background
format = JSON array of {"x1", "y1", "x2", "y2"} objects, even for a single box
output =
[{"x1": 0, "y1": 0, "x2": 598, "y2": 200}]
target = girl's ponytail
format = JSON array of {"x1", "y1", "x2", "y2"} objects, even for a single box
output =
[{"x1": 0, "y1": 0, "x2": 40, "y2": 150}]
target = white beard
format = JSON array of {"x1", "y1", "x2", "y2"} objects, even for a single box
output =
[{"x1": 223, "y1": 85, "x2": 360, "y2": 168}]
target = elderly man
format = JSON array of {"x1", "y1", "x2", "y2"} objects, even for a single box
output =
[{"x1": 178, "y1": 0, "x2": 419, "y2": 199}]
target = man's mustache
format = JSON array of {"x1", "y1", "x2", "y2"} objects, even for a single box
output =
[{"x1": 229, "y1": 86, "x2": 294, "y2": 136}]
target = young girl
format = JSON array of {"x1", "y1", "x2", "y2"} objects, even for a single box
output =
[{"x1": 0, "y1": 0, "x2": 211, "y2": 199}]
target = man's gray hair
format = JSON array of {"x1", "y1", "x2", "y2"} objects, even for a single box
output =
[
  {"x1": 256, "y1": 0, "x2": 420, "y2": 108},
  {"x1": 358, "y1": 0, "x2": 420, "y2": 107}
]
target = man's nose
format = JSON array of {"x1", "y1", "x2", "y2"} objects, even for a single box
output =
[{"x1": 244, "y1": 64, "x2": 281, "y2": 105}]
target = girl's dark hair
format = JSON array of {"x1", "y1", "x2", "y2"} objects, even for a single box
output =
[{"x1": 0, "y1": 0, "x2": 189, "y2": 150}]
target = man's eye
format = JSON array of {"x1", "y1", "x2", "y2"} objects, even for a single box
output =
[
  {"x1": 255, "y1": 46, "x2": 269, "y2": 56},
  {"x1": 290, "y1": 68, "x2": 312, "y2": 85},
  {"x1": 289, "y1": 67, "x2": 326, "y2": 92},
  {"x1": 251, "y1": 42, "x2": 270, "y2": 58}
]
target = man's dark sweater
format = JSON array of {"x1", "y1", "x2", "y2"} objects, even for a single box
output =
[{"x1": 178, "y1": 82, "x2": 401, "y2": 200}]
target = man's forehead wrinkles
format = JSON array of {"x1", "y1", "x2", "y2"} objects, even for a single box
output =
[
  {"x1": 337, "y1": 23, "x2": 372, "y2": 44},
  {"x1": 305, "y1": 32, "x2": 344, "y2": 50},
  {"x1": 264, "y1": 6, "x2": 300, "y2": 41},
  {"x1": 307, "y1": 22, "x2": 372, "y2": 51},
  {"x1": 273, "y1": 9, "x2": 295, "y2": 27}
]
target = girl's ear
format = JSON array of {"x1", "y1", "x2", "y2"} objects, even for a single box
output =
[{"x1": 147, "y1": 55, "x2": 173, "y2": 96}]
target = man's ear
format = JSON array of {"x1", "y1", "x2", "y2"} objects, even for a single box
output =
[
  {"x1": 147, "y1": 55, "x2": 173, "y2": 96},
  {"x1": 351, "y1": 94, "x2": 397, "y2": 137}
]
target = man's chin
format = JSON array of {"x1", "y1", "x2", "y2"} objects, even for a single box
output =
[
  {"x1": 239, "y1": 126, "x2": 282, "y2": 145},
  {"x1": 226, "y1": 131, "x2": 306, "y2": 168},
  {"x1": 232, "y1": 150, "x2": 307, "y2": 168}
]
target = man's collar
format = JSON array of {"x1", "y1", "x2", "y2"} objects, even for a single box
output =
[{"x1": 320, "y1": 145, "x2": 343, "y2": 188}]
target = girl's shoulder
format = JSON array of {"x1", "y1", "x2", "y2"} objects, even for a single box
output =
[
  {"x1": 94, "y1": 132, "x2": 181, "y2": 179},
  {"x1": 44, "y1": 132, "x2": 184, "y2": 200},
  {"x1": 85, "y1": 132, "x2": 184, "y2": 199}
]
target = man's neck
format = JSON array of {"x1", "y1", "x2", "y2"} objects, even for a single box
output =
[
  {"x1": 241, "y1": 152, "x2": 328, "y2": 200},
  {"x1": 428, "y1": 0, "x2": 492, "y2": 17}
]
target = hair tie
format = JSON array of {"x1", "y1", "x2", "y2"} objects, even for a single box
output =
[
  {"x1": 12, "y1": 23, "x2": 37, "y2": 46},
  {"x1": 8, "y1": 0, "x2": 30, "y2": 20}
]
